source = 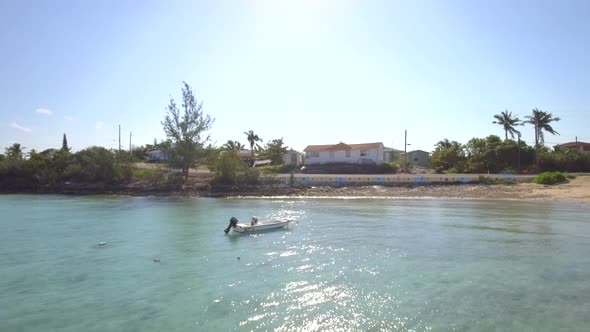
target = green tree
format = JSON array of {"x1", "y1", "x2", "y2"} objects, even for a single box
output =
[
  {"x1": 200, "y1": 144, "x2": 222, "y2": 167},
  {"x1": 431, "y1": 139, "x2": 466, "y2": 173},
  {"x1": 434, "y1": 139, "x2": 453, "y2": 150},
  {"x1": 162, "y1": 82, "x2": 214, "y2": 180},
  {"x1": 211, "y1": 150, "x2": 244, "y2": 184},
  {"x1": 131, "y1": 145, "x2": 149, "y2": 161},
  {"x1": 61, "y1": 133, "x2": 70, "y2": 152},
  {"x1": 222, "y1": 140, "x2": 245, "y2": 152},
  {"x1": 244, "y1": 130, "x2": 262, "y2": 162},
  {"x1": 210, "y1": 146, "x2": 260, "y2": 185},
  {"x1": 493, "y1": 110, "x2": 521, "y2": 140},
  {"x1": 524, "y1": 108, "x2": 560, "y2": 148},
  {"x1": 261, "y1": 138, "x2": 288, "y2": 165},
  {"x1": 464, "y1": 135, "x2": 503, "y2": 173},
  {"x1": 64, "y1": 146, "x2": 118, "y2": 182},
  {"x1": 5, "y1": 143, "x2": 25, "y2": 160}
]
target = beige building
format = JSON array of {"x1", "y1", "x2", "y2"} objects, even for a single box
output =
[
  {"x1": 555, "y1": 141, "x2": 590, "y2": 154},
  {"x1": 402, "y1": 150, "x2": 431, "y2": 167}
]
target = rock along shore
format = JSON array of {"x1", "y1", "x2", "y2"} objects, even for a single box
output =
[{"x1": 1, "y1": 175, "x2": 589, "y2": 203}]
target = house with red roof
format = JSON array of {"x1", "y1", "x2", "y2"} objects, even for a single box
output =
[
  {"x1": 555, "y1": 141, "x2": 590, "y2": 154},
  {"x1": 303, "y1": 142, "x2": 389, "y2": 165}
]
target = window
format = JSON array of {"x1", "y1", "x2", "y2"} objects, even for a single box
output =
[
  {"x1": 329, "y1": 151, "x2": 334, "y2": 159},
  {"x1": 345, "y1": 150, "x2": 351, "y2": 157},
  {"x1": 308, "y1": 151, "x2": 319, "y2": 157},
  {"x1": 360, "y1": 150, "x2": 368, "y2": 157}
]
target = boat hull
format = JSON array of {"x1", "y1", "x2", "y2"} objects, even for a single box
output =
[{"x1": 233, "y1": 218, "x2": 292, "y2": 233}]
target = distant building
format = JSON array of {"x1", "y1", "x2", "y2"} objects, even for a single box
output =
[
  {"x1": 383, "y1": 147, "x2": 404, "y2": 163},
  {"x1": 282, "y1": 149, "x2": 304, "y2": 166},
  {"x1": 402, "y1": 150, "x2": 431, "y2": 167},
  {"x1": 147, "y1": 149, "x2": 169, "y2": 162},
  {"x1": 238, "y1": 149, "x2": 255, "y2": 162},
  {"x1": 555, "y1": 141, "x2": 590, "y2": 154},
  {"x1": 303, "y1": 142, "x2": 387, "y2": 165}
]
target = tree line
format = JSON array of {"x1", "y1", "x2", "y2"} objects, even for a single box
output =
[
  {"x1": 431, "y1": 108, "x2": 590, "y2": 173},
  {"x1": 0, "y1": 82, "x2": 290, "y2": 188},
  {"x1": 2, "y1": 83, "x2": 588, "y2": 191}
]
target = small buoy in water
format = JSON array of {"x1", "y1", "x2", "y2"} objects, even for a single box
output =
[
  {"x1": 237, "y1": 256, "x2": 240, "y2": 260},
  {"x1": 99, "y1": 242, "x2": 107, "y2": 246},
  {"x1": 153, "y1": 257, "x2": 161, "y2": 263}
]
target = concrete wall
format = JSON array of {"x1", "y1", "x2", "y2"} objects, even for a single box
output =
[{"x1": 272, "y1": 174, "x2": 535, "y2": 185}]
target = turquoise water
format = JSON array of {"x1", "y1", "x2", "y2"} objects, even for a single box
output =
[{"x1": 1, "y1": 195, "x2": 589, "y2": 331}]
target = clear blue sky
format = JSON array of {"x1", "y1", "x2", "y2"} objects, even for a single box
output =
[{"x1": 1, "y1": 0, "x2": 588, "y2": 154}]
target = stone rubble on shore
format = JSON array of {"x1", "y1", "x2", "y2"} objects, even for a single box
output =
[{"x1": 2, "y1": 175, "x2": 588, "y2": 203}]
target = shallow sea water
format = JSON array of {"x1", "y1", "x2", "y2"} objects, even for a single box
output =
[{"x1": 1, "y1": 195, "x2": 589, "y2": 331}]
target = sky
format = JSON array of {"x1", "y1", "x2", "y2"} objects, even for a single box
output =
[{"x1": 1, "y1": 0, "x2": 588, "y2": 154}]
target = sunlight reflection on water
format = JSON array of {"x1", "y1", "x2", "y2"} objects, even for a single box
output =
[{"x1": 2, "y1": 196, "x2": 590, "y2": 331}]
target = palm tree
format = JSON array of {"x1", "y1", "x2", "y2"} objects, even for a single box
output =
[
  {"x1": 244, "y1": 130, "x2": 262, "y2": 161},
  {"x1": 493, "y1": 110, "x2": 521, "y2": 140},
  {"x1": 524, "y1": 108, "x2": 560, "y2": 148},
  {"x1": 5, "y1": 143, "x2": 25, "y2": 160},
  {"x1": 222, "y1": 140, "x2": 245, "y2": 152},
  {"x1": 435, "y1": 139, "x2": 463, "y2": 151},
  {"x1": 435, "y1": 139, "x2": 452, "y2": 151}
]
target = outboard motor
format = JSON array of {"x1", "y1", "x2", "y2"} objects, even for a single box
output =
[{"x1": 224, "y1": 217, "x2": 238, "y2": 234}]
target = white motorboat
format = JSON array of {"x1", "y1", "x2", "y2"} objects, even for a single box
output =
[{"x1": 224, "y1": 217, "x2": 292, "y2": 234}]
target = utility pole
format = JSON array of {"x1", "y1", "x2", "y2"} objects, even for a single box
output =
[
  {"x1": 129, "y1": 131, "x2": 132, "y2": 152},
  {"x1": 118, "y1": 124, "x2": 121, "y2": 153},
  {"x1": 404, "y1": 129, "x2": 407, "y2": 162}
]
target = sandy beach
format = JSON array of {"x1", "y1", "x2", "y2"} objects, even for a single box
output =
[{"x1": 231, "y1": 175, "x2": 590, "y2": 203}]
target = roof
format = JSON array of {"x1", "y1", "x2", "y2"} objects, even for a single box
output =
[
  {"x1": 383, "y1": 147, "x2": 404, "y2": 152},
  {"x1": 238, "y1": 149, "x2": 255, "y2": 159},
  {"x1": 556, "y1": 141, "x2": 590, "y2": 148},
  {"x1": 304, "y1": 142, "x2": 383, "y2": 152},
  {"x1": 283, "y1": 149, "x2": 304, "y2": 155},
  {"x1": 404, "y1": 150, "x2": 431, "y2": 155}
]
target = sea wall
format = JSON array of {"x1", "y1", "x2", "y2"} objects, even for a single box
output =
[{"x1": 274, "y1": 174, "x2": 535, "y2": 186}]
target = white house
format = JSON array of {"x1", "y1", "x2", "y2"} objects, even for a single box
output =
[
  {"x1": 282, "y1": 149, "x2": 305, "y2": 166},
  {"x1": 147, "y1": 149, "x2": 169, "y2": 162},
  {"x1": 303, "y1": 142, "x2": 386, "y2": 165}
]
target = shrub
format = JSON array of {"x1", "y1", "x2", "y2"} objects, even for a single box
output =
[
  {"x1": 258, "y1": 165, "x2": 283, "y2": 174},
  {"x1": 133, "y1": 168, "x2": 166, "y2": 184},
  {"x1": 532, "y1": 171, "x2": 566, "y2": 185},
  {"x1": 237, "y1": 168, "x2": 260, "y2": 185},
  {"x1": 166, "y1": 172, "x2": 185, "y2": 185},
  {"x1": 258, "y1": 164, "x2": 299, "y2": 174},
  {"x1": 210, "y1": 151, "x2": 261, "y2": 185},
  {"x1": 380, "y1": 162, "x2": 400, "y2": 174}
]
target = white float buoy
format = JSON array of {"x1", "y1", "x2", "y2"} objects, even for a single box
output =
[
  {"x1": 153, "y1": 257, "x2": 161, "y2": 262},
  {"x1": 99, "y1": 242, "x2": 107, "y2": 246}
]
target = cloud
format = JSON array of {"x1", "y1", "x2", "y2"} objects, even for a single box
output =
[
  {"x1": 11, "y1": 122, "x2": 32, "y2": 133},
  {"x1": 64, "y1": 116, "x2": 73, "y2": 121},
  {"x1": 95, "y1": 121, "x2": 104, "y2": 130},
  {"x1": 35, "y1": 108, "x2": 53, "y2": 115}
]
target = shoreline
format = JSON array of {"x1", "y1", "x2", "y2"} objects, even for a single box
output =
[{"x1": 1, "y1": 175, "x2": 589, "y2": 203}]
